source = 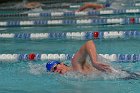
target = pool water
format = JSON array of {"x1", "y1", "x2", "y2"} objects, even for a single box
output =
[
  {"x1": 0, "y1": 1, "x2": 140, "y2": 93},
  {"x1": 0, "y1": 25, "x2": 139, "y2": 93}
]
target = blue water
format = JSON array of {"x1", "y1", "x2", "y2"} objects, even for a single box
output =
[
  {"x1": 0, "y1": 25, "x2": 140, "y2": 93},
  {"x1": 0, "y1": 1, "x2": 140, "y2": 93}
]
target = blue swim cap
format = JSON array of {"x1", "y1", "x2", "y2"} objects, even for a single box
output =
[{"x1": 46, "y1": 60, "x2": 60, "y2": 71}]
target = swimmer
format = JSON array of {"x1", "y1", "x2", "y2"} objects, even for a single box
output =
[
  {"x1": 46, "y1": 40, "x2": 112, "y2": 75},
  {"x1": 46, "y1": 40, "x2": 140, "y2": 80},
  {"x1": 77, "y1": 3, "x2": 105, "y2": 12},
  {"x1": 24, "y1": 2, "x2": 41, "y2": 9}
]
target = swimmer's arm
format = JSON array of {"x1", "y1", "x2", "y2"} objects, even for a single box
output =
[
  {"x1": 72, "y1": 40, "x2": 112, "y2": 72},
  {"x1": 71, "y1": 40, "x2": 98, "y2": 71},
  {"x1": 85, "y1": 40, "x2": 112, "y2": 72},
  {"x1": 78, "y1": 3, "x2": 104, "y2": 12},
  {"x1": 71, "y1": 42, "x2": 87, "y2": 71}
]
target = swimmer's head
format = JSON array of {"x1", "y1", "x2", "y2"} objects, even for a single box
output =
[
  {"x1": 46, "y1": 60, "x2": 69, "y2": 74},
  {"x1": 46, "y1": 60, "x2": 60, "y2": 71},
  {"x1": 24, "y1": 2, "x2": 41, "y2": 9}
]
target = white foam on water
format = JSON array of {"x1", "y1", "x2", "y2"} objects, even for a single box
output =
[
  {"x1": 28, "y1": 63, "x2": 46, "y2": 75},
  {"x1": 61, "y1": 68, "x2": 130, "y2": 82},
  {"x1": 27, "y1": 56, "x2": 135, "y2": 81}
]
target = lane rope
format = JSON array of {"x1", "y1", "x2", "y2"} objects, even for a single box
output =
[
  {"x1": 0, "y1": 53, "x2": 139, "y2": 62},
  {"x1": 0, "y1": 8, "x2": 140, "y2": 17},
  {"x1": 0, "y1": 31, "x2": 139, "y2": 40},
  {"x1": 0, "y1": 17, "x2": 138, "y2": 27},
  {"x1": 0, "y1": 5, "x2": 79, "y2": 11}
]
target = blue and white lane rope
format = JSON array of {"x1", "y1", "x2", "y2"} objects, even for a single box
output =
[
  {"x1": 0, "y1": 5, "x2": 80, "y2": 11},
  {"x1": 0, "y1": 17, "x2": 138, "y2": 27},
  {"x1": 0, "y1": 8, "x2": 140, "y2": 17},
  {"x1": 0, "y1": 31, "x2": 139, "y2": 40},
  {"x1": 121, "y1": 3, "x2": 140, "y2": 7},
  {"x1": 0, "y1": 53, "x2": 139, "y2": 62}
]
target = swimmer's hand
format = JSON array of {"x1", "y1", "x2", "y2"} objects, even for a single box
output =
[{"x1": 94, "y1": 62, "x2": 112, "y2": 73}]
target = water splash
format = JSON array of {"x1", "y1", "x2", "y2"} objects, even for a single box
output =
[{"x1": 28, "y1": 63, "x2": 46, "y2": 75}]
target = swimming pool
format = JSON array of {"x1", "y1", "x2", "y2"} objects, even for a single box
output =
[
  {"x1": 0, "y1": 25, "x2": 139, "y2": 93},
  {"x1": 0, "y1": 1, "x2": 140, "y2": 93}
]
